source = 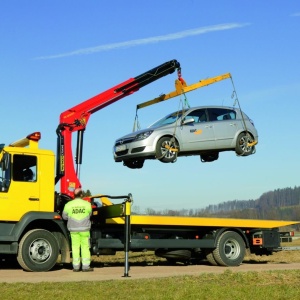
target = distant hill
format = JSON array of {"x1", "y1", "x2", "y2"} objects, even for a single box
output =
[
  {"x1": 143, "y1": 187, "x2": 300, "y2": 226},
  {"x1": 199, "y1": 186, "x2": 300, "y2": 221}
]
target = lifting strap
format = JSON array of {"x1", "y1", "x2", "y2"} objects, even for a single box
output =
[
  {"x1": 132, "y1": 110, "x2": 141, "y2": 132},
  {"x1": 230, "y1": 77, "x2": 258, "y2": 154}
]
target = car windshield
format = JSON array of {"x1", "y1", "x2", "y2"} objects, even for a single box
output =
[{"x1": 148, "y1": 110, "x2": 187, "y2": 128}]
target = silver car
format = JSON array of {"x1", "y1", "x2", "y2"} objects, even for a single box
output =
[{"x1": 113, "y1": 105, "x2": 258, "y2": 169}]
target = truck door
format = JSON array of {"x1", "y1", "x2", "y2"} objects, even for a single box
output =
[{"x1": 0, "y1": 154, "x2": 40, "y2": 221}]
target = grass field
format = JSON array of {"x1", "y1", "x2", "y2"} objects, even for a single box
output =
[{"x1": 0, "y1": 270, "x2": 299, "y2": 300}]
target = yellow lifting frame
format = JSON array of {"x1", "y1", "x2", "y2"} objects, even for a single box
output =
[{"x1": 136, "y1": 72, "x2": 232, "y2": 110}]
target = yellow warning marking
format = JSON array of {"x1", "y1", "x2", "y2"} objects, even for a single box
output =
[
  {"x1": 194, "y1": 130, "x2": 203, "y2": 135},
  {"x1": 164, "y1": 145, "x2": 179, "y2": 152},
  {"x1": 248, "y1": 140, "x2": 258, "y2": 147}
]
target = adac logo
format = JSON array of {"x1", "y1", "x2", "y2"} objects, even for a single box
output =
[
  {"x1": 72, "y1": 208, "x2": 86, "y2": 214},
  {"x1": 190, "y1": 129, "x2": 203, "y2": 135}
]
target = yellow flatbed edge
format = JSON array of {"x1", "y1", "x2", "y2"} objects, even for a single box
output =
[
  {"x1": 106, "y1": 215, "x2": 300, "y2": 229},
  {"x1": 96, "y1": 196, "x2": 299, "y2": 229}
]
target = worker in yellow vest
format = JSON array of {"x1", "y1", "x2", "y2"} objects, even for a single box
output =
[{"x1": 62, "y1": 188, "x2": 93, "y2": 272}]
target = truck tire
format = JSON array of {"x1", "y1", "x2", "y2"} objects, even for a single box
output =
[
  {"x1": 212, "y1": 231, "x2": 245, "y2": 267},
  {"x1": 17, "y1": 229, "x2": 59, "y2": 272},
  {"x1": 205, "y1": 250, "x2": 218, "y2": 266}
]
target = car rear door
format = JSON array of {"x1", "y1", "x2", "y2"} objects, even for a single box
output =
[
  {"x1": 207, "y1": 108, "x2": 237, "y2": 148},
  {"x1": 178, "y1": 108, "x2": 216, "y2": 151}
]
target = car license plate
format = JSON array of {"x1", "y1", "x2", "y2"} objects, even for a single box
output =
[{"x1": 115, "y1": 144, "x2": 126, "y2": 152}]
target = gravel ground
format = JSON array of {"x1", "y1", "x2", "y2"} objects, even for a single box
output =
[{"x1": 1, "y1": 261, "x2": 300, "y2": 283}]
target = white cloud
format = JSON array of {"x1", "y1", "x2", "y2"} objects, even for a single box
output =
[{"x1": 34, "y1": 23, "x2": 250, "y2": 60}]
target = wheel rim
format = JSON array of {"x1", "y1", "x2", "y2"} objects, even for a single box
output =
[
  {"x1": 28, "y1": 238, "x2": 52, "y2": 264},
  {"x1": 223, "y1": 238, "x2": 241, "y2": 260},
  {"x1": 239, "y1": 135, "x2": 253, "y2": 153},
  {"x1": 161, "y1": 140, "x2": 177, "y2": 159}
]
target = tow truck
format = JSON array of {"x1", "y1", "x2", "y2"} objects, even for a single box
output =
[{"x1": 0, "y1": 60, "x2": 299, "y2": 272}]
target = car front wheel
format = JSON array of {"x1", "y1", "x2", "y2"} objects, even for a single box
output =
[{"x1": 155, "y1": 137, "x2": 179, "y2": 163}]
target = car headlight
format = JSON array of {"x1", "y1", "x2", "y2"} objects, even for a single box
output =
[{"x1": 134, "y1": 130, "x2": 153, "y2": 141}]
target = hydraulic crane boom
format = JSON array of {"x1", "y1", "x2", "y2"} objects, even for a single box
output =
[{"x1": 56, "y1": 60, "x2": 181, "y2": 199}]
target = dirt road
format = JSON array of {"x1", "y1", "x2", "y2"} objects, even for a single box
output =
[{"x1": 1, "y1": 262, "x2": 300, "y2": 283}]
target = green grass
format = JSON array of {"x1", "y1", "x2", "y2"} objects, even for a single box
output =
[{"x1": 1, "y1": 270, "x2": 300, "y2": 300}]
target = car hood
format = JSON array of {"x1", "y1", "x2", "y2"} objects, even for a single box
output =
[{"x1": 115, "y1": 123, "x2": 175, "y2": 141}]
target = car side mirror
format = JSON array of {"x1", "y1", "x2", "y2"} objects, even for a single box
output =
[{"x1": 182, "y1": 118, "x2": 195, "y2": 125}]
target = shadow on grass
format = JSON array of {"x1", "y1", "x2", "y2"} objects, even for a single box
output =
[{"x1": 242, "y1": 259, "x2": 268, "y2": 264}]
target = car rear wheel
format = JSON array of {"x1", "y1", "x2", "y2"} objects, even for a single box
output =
[
  {"x1": 200, "y1": 152, "x2": 219, "y2": 162},
  {"x1": 123, "y1": 159, "x2": 144, "y2": 169},
  {"x1": 155, "y1": 137, "x2": 179, "y2": 163},
  {"x1": 235, "y1": 132, "x2": 255, "y2": 156}
]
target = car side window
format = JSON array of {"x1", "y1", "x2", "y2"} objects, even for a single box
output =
[
  {"x1": 207, "y1": 108, "x2": 236, "y2": 122},
  {"x1": 185, "y1": 109, "x2": 207, "y2": 123}
]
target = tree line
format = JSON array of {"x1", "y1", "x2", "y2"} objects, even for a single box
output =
[{"x1": 138, "y1": 186, "x2": 300, "y2": 226}]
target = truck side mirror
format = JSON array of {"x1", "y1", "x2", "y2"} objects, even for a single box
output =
[{"x1": 0, "y1": 153, "x2": 9, "y2": 171}]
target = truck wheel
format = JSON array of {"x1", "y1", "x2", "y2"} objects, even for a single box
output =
[
  {"x1": 155, "y1": 137, "x2": 179, "y2": 163},
  {"x1": 17, "y1": 229, "x2": 59, "y2": 272},
  {"x1": 205, "y1": 250, "x2": 218, "y2": 266},
  {"x1": 213, "y1": 231, "x2": 245, "y2": 267}
]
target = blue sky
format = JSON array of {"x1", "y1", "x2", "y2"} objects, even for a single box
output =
[{"x1": 1, "y1": 1, "x2": 300, "y2": 212}]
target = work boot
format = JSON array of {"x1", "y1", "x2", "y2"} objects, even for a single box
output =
[{"x1": 82, "y1": 267, "x2": 94, "y2": 272}]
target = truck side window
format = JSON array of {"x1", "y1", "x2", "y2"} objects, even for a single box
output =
[{"x1": 13, "y1": 154, "x2": 37, "y2": 182}]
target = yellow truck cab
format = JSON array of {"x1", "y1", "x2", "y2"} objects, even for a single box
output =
[
  {"x1": 0, "y1": 132, "x2": 70, "y2": 272},
  {"x1": 0, "y1": 132, "x2": 55, "y2": 221}
]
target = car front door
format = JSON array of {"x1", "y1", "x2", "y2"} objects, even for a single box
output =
[
  {"x1": 207, "y1": 108, "x2": 237, "y2": 148},
  {"x1": 178, "y1": 108, "x2": 216, "y2": 151}
]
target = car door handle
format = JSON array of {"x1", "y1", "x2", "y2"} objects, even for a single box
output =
[
  {"x1": 29, "y1": 197, "x2": 39, "y2": 201},
  {"x1": 205, "y1": 125, "x2": 213, "y2": 128}
]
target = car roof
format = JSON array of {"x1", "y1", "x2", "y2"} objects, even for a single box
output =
[{"x1": 188, "y1": 105, "x2": 238, "y2": 110}]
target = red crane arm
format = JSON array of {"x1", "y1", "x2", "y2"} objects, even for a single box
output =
[{"x1": 55, "y1": 60, "x2": 180, "y2": 199}]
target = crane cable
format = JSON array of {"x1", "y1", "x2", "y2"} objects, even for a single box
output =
[
  {"x1": 156, "y1": 70, "x2": 191, "y2": 160},
  {"x1": 230, "y1": 77, "x2": 257, "y2": 156}
]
